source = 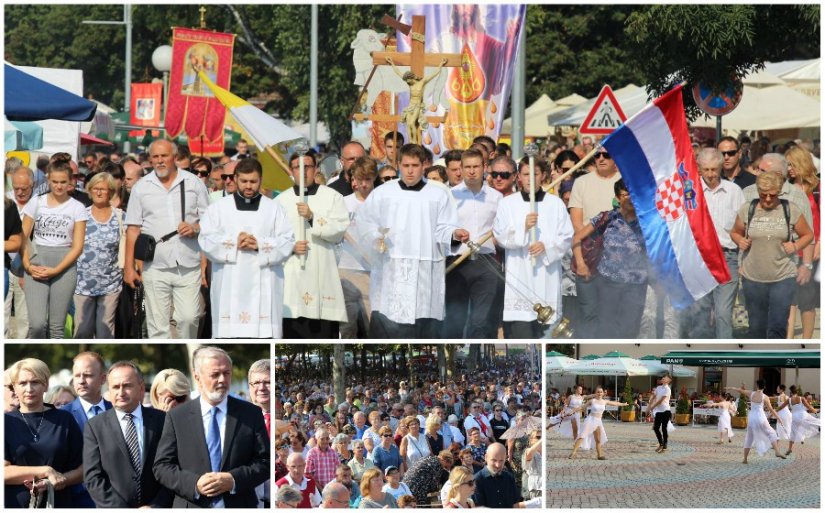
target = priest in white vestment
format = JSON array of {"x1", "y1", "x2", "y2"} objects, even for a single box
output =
[
  {"x1": 493, "y1": 159, "x2": 573, "y2": 338},
  {"x1": 358, "y1": 144, "x2": 462, "y2": 338},
  {"x1": 199, "y1": 158, "x2": 295, "y2": 338},
  {"x1": 277, "y1": 151, "x2": 349, "y2": 338}
]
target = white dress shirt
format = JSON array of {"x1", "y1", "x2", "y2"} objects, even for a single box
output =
[
  {"x1": 79, "y1": 397, "x2": 108, "y2": 420},
  {"x1": 451, "y1": 182, "x2": 502, "y2": 255}
]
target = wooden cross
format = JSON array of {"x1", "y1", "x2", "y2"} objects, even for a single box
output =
[{"x1": 352, "y1": 15, "x2": 462, "y2": 134}]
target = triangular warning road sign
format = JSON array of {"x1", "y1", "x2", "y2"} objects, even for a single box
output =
[{"x1": 579, "y1": 85, "x2": 627, "y2": 135}]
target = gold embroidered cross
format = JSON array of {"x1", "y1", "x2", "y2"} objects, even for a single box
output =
[
  {"x1": 222, "y1": 239, "x2": 235, "y2": 250},
  {"x1": 261, "y1": 242, "x2": 273, "y2": 254},
  {"x1": 239, "y1": 312, "x2": 251, "y2": 324},
  {"x1": 302, "y1": 292, "x2": 314, "y2": 305},
  {"x1": 317, "y1": 217, "x2": 327, "y2": 226}
]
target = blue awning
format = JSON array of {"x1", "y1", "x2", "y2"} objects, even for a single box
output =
[{"x1": 5, "y1": 64, "x2": 97, "y2": 122}]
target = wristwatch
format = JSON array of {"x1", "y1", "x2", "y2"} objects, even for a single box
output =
[{"x1": 802, "y1": 262, "x2": 814, "y2": 270}]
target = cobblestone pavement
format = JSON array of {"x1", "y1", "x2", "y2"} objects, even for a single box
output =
[{"x1": 547, "y1": 419, "x2": 820, "y2": 508}]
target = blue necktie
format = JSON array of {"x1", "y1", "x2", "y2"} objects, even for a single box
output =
[
  {"x1": 207, "y1": 406, "x2": 222, "y2": 473},
  {"x1": 92, "y1": 405, "x2": 102, "y2": 416}
]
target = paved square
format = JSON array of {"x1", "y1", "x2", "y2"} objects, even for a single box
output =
[{"x1": 547, "y1": 419, "x2": 820, "y2": 508}]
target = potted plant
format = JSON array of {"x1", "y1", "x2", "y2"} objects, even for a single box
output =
[
  {"x1": 674, "y1": 385, "x2": 691, "y2": 425},
  {"x1": 620, "y1": 380, "x2": 635, "y2": 422},
  {"x1": 731, "y1": 393, "x2": 748, "y2": 429}
]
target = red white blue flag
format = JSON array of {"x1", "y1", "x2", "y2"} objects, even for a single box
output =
[{"x1": 602, "y1": 85, "x2": 730, "y2": 309}]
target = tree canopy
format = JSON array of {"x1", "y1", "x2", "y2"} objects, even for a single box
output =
[{"x1": 4, "y1": 4, "x2": 819, "y2": 145}]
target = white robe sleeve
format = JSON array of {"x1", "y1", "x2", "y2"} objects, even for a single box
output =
[
  {"x1": 198, "y1": 202, "x2": 238, "y2": 264},
  {"x1": 434, "y1": 189, "x2": 460, "y2": 255},
  {"x1": 257, "y1": 201, "x2": 296, "y2": 268},
  {"x1": 493, "y1": 201, "x2": 529, "y2": 250},
  {"x1": 538, "y1": 197, "x2": 574, "y2": 267},
  {"x1": 309, "y1": 191, "x2": 349, "y2": 244}
]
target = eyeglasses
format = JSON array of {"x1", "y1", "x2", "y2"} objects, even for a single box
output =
[
  {"x1": 222, "y1": 174, "x2": 235, "y2": 181},
  {"x1": 250, "y1": 380, "x2": 271, "y2": 389},
  {"x1": 382, "y1": 434, "x2": 393, "y2": 437},
  {"x1": 594, "y1": 152, "x2": 612, "y2": 160},
  {"x1": 560, "y1": 167, "x2": 574, "y2": 172},
  {"x1": 758, "y1": 191, "x2": 779, "y2": 198},
  {"x1": 490, "y1": 171, "x2": 513, "y2": 179},
  {"x1": 461, "y1": 480, "x2": 476, "y2": 487},
  {"x1": 381, "y1": 176, "x2": 396, "y2": 182},
  {"x1": 721, "y1": 150, "x2": 738, "y2": 157},
  {"x1": 174, "y1": 395, "x2": 187, "y2": 403},
  {"x1": 195, "y1": 169, "x2": 210, "y2": 177},
  {"x1": 494, "y1": 409, "x2": 502, "y2": 412}
]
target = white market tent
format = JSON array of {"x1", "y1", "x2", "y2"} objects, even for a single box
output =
[
  {"x1": 501, "y1": 92, "x2": 587, "y2": 136},
  {"x1": 545, "y1": 350, "x2": 578, "y2": 374}
]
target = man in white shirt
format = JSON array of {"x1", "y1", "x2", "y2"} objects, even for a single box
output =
[
  {"x1": 679, "y1": 148, "x2": 745, "y2": 338},
  {"x1": 463, "y1": 401, "x2": 493, "y2": 445},
  {"x1": 358, "y1": 143, "x2": 461, "y2": 338},
  {"x1": 444, "y1": 148, "x2": 502, "y2": 338},
  {"x1": 646, "y1": 374, "x2": 672, "y2": 453},
  {"x1": 124, "y1": 139, "x2": 210, "y2": 338}
]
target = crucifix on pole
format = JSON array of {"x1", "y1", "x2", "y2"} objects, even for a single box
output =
[{"x1": 352, "y1": 15, "x2": 462, "y2": 148}]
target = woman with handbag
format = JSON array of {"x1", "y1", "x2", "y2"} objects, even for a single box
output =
[
  {"x1": 72, "y1": 172, "x2": 124, "y2": 338},
  {"x1": 20, "y1": 157, "x2": 87, "y2": 338}
]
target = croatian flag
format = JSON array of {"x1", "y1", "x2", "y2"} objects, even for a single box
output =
[{"x1": 602, "y1": 85, "x2": 729, "y2": 309}]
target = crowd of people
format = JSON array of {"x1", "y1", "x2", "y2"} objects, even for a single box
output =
[
  {"x1": 4, "y1": 130, "x2": 819, "y2": 339},
  {"x1": 3, "y1": 347, "x2": 271, "y2": 508},
  {"x1": 274, "y1": 350, "x2": 543, "y2": 508}
]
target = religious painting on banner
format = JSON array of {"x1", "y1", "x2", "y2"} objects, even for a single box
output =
[
  {"x1": 396, "y1": 4, "x2": 525, "y2": 154},
  {"x1": 128, "y1": 83, "x2": 162, "y2": 139},
  {"x1": 165, "y1": 27, "x2": 235, "y2": 151}
]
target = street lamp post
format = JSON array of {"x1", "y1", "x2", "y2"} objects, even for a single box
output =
[
  {"x1": 83, "y1": 4, "x2": 132, "y2": 153},
  {"x1": 152, "y1": 45, "x2": 173, "y2": 131}
]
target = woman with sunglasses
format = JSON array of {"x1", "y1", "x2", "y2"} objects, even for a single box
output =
[
  {"x1": 149, "y1": 369, "x2": 191, "y2": 411},
  {"x1": 489, "y1": 402, "x2": 509, "y2": 443},
  {"x1": 190, "y1": 157, "x2": 212, "y2": 187},
  {"x1": 373, "y1": 425, "x2": 403, "y2": 474},
  {"x1": 731, "y1": 171, "x2": 813, "y2": 338},
  {"x1": 444, "y1": 466, "x2": 475, "y2": 508}
]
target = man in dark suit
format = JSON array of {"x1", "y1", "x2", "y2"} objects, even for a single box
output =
[
  {"x1": 84, "y1": 361, "x2": 172, "y2": 508},
  {"x1": 62, "y1": 351, "x2": 112, "y2": 508},
  {"x1": 153, "y1": 347, "x2": 269, "y2": 508}
]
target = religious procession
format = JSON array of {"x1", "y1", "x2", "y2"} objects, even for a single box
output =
[
  {"x1": 4, "y1": 4, "x2": 820, "y2": 339},
  {"x1": 547, "y1": 344, "x2": 821, "y2": 508}
]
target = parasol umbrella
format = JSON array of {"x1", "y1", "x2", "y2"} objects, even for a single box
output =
[
  {"x1": 546, "y1": 351, "x2": 578, "y2": 375},
  {"x1": 499, "y1": 412, "x2": 542, "y2": 440},
  {"x1": 5, "y1": 64, "x2": 97, "y2": 122},
  {"x1": 566, "y1": 351, "x2": 652, "y2": 400}
]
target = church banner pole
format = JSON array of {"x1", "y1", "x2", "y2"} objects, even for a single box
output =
[{"x1": 524, "y1": 143, "x2": 539, "y2": 266}]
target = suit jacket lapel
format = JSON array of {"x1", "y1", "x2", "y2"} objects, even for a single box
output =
[
  {"x1": 107, "y1": 409, "x2": 135, "y2": 468},
  {"x1": 221, "y1": 398, "x2": 238, "y2": 470},
  {"x1": 191, "y1": 399, "x2": 213, "y2": 471}
]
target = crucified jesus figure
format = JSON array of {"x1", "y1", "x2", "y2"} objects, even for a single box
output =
[{"x1": 386, "y1": 57, "x2": 448, "y2": 146}]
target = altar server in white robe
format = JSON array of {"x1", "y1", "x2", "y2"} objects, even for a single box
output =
[
  {"x1": 277, "y1": 150, "x2": 349, "y2": 338},
  {"x1": 358, "y1": 143, "x2": 463, "y2": 338},
  {"x1": 199, "y1": 158, "x2": 295, "y2": 338},
  {"x1": 493, "y1": 158, "x2": 573, "y2": 338}
]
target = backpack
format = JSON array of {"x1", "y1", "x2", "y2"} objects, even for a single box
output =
[{"x1": 745, "y1": 198, "x2": 791, "y2": 241}]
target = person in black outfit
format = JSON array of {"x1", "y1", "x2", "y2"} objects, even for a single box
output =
[
  {"x1": 489, "y1": 403, "x2": 510, "y2": 443},
  {"x1": 5, "y1": 198, "x2": 23, "y2": 298}
]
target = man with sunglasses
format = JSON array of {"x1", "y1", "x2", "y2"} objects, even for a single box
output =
[
  {"x1": 568, "y1": 147, "x2": 620, "y2": 338},
  {"x1": 718, "y1": 136, "x2": 756, "y2": 189},
  {"x1": 443, "y1": 148, "x2": 502, "y2": 339},
  {"x1": 208, "y1": 160, "x2": 238, "y2": 204}
]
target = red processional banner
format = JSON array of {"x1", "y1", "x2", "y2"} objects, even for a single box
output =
[
  {"x1": 165, "y1": 27, "x2": 235, "y2": 144},
  {"x1": 129, "y1": 82, "x2": 162, "y2": 138}
]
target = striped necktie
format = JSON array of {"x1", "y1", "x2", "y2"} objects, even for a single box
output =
[{"x1": 123, "y1": 412, "x2": 142, "y2": 505}]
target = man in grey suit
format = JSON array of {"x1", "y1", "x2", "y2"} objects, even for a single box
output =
[
  {"x1": 153, "y1": 347, "x2": 269, "y2": 508},
  {"x1": 83, "y1": 361, "x2": 172, "y2": 508}
]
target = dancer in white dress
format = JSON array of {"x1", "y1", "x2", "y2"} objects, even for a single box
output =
[
  {"x1": 703, "y1": 393, "x2": 737, "y2": 444},
  {"x1": 726, "y1": 380, "x2": 787, "y2": 464},
  {"x1": 566, "y1": 387, "x2": 628, "y2": 460},
  {"x1": 556, "y1": 385, "x2": 586, "y2": 440},
  {"x1": 777, "y1": 385, "x2": 820, "y2": 456},
  {"x1": 773, "y1": 384, "x2": 793, "y2": 441}
]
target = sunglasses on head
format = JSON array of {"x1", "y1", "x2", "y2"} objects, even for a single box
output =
[
  {"x1": 594, "y1": 152, "x2": 612, "y2": 160},
  {"x1": 490, "y1": 171, "x2": 512, "y2": 179},
  {"x1": 222, "y1": 174, "x2": 235, "y2": 181}
]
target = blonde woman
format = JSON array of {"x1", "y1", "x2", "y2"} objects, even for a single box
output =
[
  {"x1": 424, "y1": 413, "x2": 444, "y2": 454},
  {"x1": 358, "y1": 467, "x2": 397, "y2": 508},
  {"x1": 149, "y1": 369, "x2": 191, "y2": 411},
  {"x1": 444, "y1": 466, "x2": 475, "y2": 508},
  {"x1": 4, "y1": 359, "x2": 84, "y2": 507},
  {"x1": 784, "y1": 145, "x2": 820, "y2": 339}
]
